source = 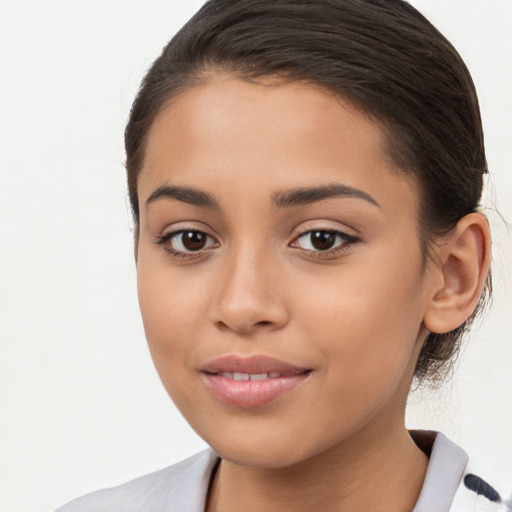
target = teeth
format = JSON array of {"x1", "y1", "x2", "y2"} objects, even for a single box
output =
[
  {"x1": 249, "y1": 373, "x2": 268, "y2": 381},
  {"x1": 217, "y1": 372, "x2": 284, "y2": 380}
]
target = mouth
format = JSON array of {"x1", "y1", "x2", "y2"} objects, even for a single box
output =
[
  {"x1": 200, "y1": 355, "x2": 312, "y2": 408},
  {"x1": 214, "y1": 371, "x2": 290, "y2": 381}
]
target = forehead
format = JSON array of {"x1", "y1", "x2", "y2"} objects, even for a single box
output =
[{"x1": 139, "y1": 75, "x2": 418, "y2": 215}]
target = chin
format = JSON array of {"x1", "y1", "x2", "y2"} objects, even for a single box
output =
[
  {"x1": 198, "y1": 418, "x2": 344, "y2": 470},
  {"x1": 210, "y1": 438, "x2": 310, "y2": 469}
]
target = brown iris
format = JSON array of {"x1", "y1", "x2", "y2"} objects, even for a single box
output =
[
  {"x1": 310, "y1": 231, "x2": 337, "y2": 250},
  {"x1": 181, "y1": 231, "x2": 208, "y2": 251}
]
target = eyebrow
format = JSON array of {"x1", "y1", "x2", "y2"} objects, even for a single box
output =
[
  {"x1": 145, "y1": 182, "x2": 379, "y2": 210},
  {"x1": 272, "y1": 183, "x2": 380, "y2": 208},
  {"x1": 146, "y1": 185, "x2": 220, "y2": 210}
]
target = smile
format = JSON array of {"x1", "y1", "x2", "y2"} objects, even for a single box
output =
[
  {"x1": 200, "y1": 355, "x2": 312, "y2": 408},
  {"x1": 217, "y1": 372, "x2": 285, "y2": 381}
]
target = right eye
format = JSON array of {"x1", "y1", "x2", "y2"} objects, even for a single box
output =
[{"x1": 156, "y1": 230, "x2": 217, "y2": 255}]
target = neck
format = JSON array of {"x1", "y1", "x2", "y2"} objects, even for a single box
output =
[{"x1": 206, "y1": 421, "x2": 428, "y2": 512}]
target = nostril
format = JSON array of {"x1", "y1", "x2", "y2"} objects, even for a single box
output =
[
  {"x1": 215, "y1": 320, "x2": 230, "y2": 332},
  {"x1": 214, "y1": 319, "x2": 274, "y2": 333}
]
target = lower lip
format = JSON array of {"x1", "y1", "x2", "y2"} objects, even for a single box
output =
[{"x1": 202, "y1": 373, "x2": 310, "y2": 408}]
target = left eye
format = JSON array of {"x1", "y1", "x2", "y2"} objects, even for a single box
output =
[
  {"x1": 293, "y1": 230, "x2": 352, "y2": 251},
  {"x1": 161, "y1": 230, "x2": 216, "y2": 253}
]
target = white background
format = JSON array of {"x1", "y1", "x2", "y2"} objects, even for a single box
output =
[{"x1": 1, "y1": 1, "x2": 511, "y2": 511}]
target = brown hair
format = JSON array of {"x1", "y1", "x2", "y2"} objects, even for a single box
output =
[{"x1": 125, "y1": 0, "x2": 491, "y2": 383}]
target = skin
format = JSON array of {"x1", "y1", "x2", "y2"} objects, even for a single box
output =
[{"x1": 135, "y1": 75, "x2": 489, "y2": 512}]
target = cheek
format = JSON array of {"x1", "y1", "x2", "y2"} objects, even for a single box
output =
[
  {"x1": 296, "y1": 253, "x2": 426, "y2": 389},
  {"x1": 136, "y1": 259, "x2": 209, "y2": 374}
]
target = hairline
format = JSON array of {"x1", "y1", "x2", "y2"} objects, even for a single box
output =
[{"x1": 131, "y1": 67, "x2": 440, "y2": 263}]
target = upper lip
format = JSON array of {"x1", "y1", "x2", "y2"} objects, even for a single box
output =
[{"x1": 200, "y1": 355, "x2": 310, "y2": 375}]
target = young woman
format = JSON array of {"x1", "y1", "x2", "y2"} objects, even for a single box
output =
[{"x1": 57, "y1": 1, "x2": 507, "y2": 510}]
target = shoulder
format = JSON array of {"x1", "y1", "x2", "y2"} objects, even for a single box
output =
[
  {"x1": 411, "y1": 430, "x2": 510, "y2": 512},
  {"x1": 451, "y1": 462, "x2": 511, "y2": 512},
  {"x1": 55, "y1": 449, "x2": 219, "y2": 512}
]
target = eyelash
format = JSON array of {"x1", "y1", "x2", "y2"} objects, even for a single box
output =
[
  {"x1": 154, "y1": 228, "x2": 360, "y2": 259},
  {"x1": 291, "y1": 229, "x2": 360, "y2": 258},
  {"x1": 155, "y1": 229, "x2": 217, "y2": 259}
]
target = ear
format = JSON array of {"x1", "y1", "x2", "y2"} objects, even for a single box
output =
[{"x1": 423, "y1": 213, "x2": 491, "y2": 334}]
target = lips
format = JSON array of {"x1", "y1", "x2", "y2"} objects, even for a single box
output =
[
  {"x1": 200, "y1": 355, "x2": 311, "y2": 408},
  {"x1": 217, "y1": 371, "x2": 285, "y2": 381}
]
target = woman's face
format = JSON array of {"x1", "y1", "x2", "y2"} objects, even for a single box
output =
[{"x1": 136, "y1": 76, "x2": 436, "y2": 468}]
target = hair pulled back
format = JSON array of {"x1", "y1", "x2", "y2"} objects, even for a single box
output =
[{"x1": 125, "y1": 0, "x2": 491, "y2": 383}]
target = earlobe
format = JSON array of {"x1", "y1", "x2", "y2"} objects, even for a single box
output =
[{"x1": 423, "y1": 213, "x2": 491, "y2": 334}]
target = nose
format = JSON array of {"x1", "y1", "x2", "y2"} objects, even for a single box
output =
[{"x1": 212, "y1": 245, "x2": 290, "y2": 335}]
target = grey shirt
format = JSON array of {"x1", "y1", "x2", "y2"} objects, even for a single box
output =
[{"x1": 56, "y1": 431, "x2": 507, "y2": 512}]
